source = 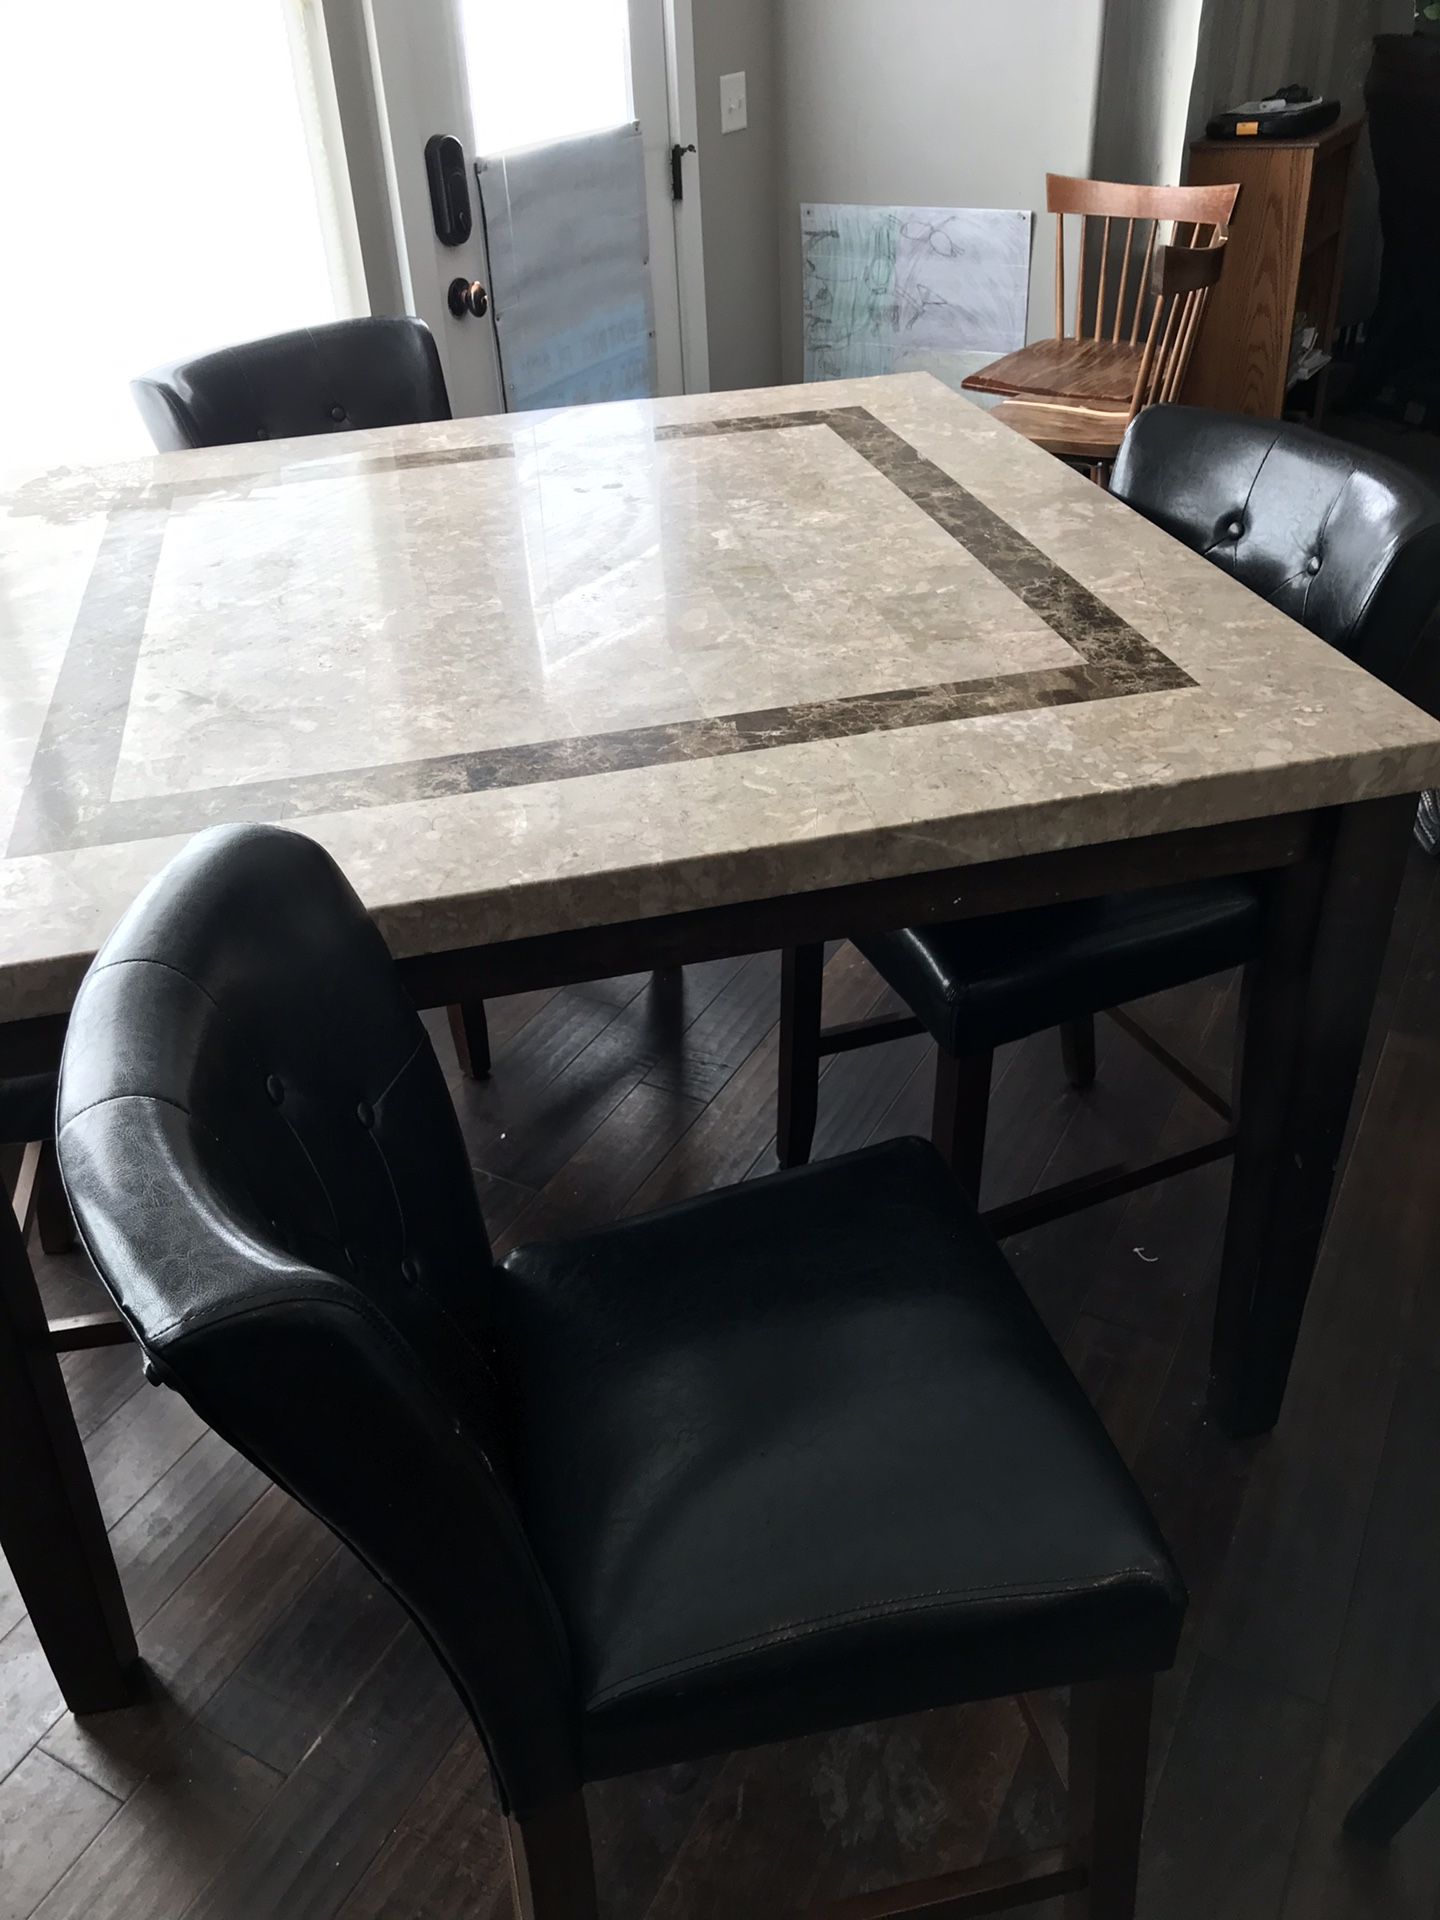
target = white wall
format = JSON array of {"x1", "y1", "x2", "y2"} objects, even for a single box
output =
[
  {"x1": 691, "y1": 0, "x2": 783, "y2": 391},
  {"x1": 1093, "y1": 0, "x2": 1205, "y2": 188},
  {"x1": 775, "y1": 0, "x2": 1108, "y2": 380}
]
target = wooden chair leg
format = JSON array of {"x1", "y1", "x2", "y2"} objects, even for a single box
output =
[
  {"x1": 930, "y1": 1048, "x2": 993, "y2": 1198},
  {"x1": 1065, "y1": 1676, "x2": 1153, "y2": 1920},
  {"x1": 448, "y1": 1000, "x2": 492, "y2": 1080},
  {"x1": 1345, "y1": 1701, "x2": 1440, "y2": 1845},
  {"x1": 1060, "y1": 1014, "x2": 1097, "y2": 1090},
  {"x1": 35, "y1": 1137, "x2": 76, "y2": 1255},
  {"x1": 506, "y1": 1793, "x2": 599, "y2": 1920},
  {"x1": 777, "y1": 944, "x2": 824, "y2": 1169}
]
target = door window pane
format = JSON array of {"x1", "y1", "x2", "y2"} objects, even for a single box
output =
[
  {"x1": 0, "y1": 0, "x2": 347, "y2": 471},
  {"x1": 463, "y1": 0, "x2": 633, "y2": 154}
]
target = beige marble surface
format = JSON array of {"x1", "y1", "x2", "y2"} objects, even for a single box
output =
[{"x1": 2, "y1": 371, "x2": 1439, "y2": 1021}]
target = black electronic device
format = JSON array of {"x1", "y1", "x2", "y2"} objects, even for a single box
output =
[
  {"x1": 424, "y1": 133, "x2": 472, "y2": 246},
  {"x1": 1206, "y1": 85, "x2": 1340, "y2": 140}
]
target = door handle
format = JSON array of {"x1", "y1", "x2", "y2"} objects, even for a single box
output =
[
  {"x1": 447, "y1": 278, "x2": 490, "y2": 320},
  {"x1": 425, "y1": 133, "x2": 473, "y2": 245},
  {"x1": 671, "y1": 142, "x2": 696, "y2": 202}
]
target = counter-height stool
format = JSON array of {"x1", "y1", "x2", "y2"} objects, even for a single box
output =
[
  {"x1": 778, "y1": 409, "x2": 1440, "y2": 1208},
  {"x1": 131, "y1": 316, "x2": 490, "y2": 1083},
  {"x1": 59, "y1": 823, "x2": 1186, "y2": 1920}
]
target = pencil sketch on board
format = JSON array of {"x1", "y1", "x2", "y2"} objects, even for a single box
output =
[{"x1": 801, "y1": 204, "x2": 1032, "y2": 382}]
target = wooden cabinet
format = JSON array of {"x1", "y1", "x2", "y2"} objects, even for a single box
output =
[{"x1": 1183, "y1": 118, "x2": 1362, "y2": 418}]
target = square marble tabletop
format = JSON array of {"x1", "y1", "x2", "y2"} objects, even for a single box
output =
[{"x1": 3, "y1": 370, "x2": 1440, "y2": 1023}]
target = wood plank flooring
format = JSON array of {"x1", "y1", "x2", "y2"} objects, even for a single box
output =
[{"x1": 6, "y1": 849, "x2": 1440, "y2": 1918}]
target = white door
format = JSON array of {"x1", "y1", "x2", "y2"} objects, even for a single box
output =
[
  {"x1": 363, "y1": 0, "x2": 691, "y2": 416},
  {"x1": 364, "y1": 0, "x2": 504, "y2": 418}
]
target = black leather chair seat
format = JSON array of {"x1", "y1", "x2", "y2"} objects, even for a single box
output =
[
  {"x1": 498, "y1": 1137, "x2": 1184, "y2": 1780},
  {"x1": 0, "y1": 1071, "x2": 57, "y2": 1145},
  {"x1": 856, "y1": 878, "x2": 1265, "y2": 1057}
]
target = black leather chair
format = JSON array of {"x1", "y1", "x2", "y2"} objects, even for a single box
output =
[
  {"x1": 131, "y1": 316, "x2": 450, "y2": 454},
  {"x1": 130, "y1": 316, "x2": 495, "y2": 1082},
  {"x1": 58, "y1": 824, "x2": 1186, "y2": 1920},
  {"x1": 777, "y1": 408, "x2": 1440, "y2": 1194}
]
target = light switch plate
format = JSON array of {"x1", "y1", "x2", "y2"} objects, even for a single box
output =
[{"x1": 720, "y1": 70, "x2": 748, "y2": 134}]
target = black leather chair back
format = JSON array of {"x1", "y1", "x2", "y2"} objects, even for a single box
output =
[
  {"x1": 57, "y1": 825, "x2": 576, "y2": 1811},
  {"x1": 131, "y1": 317, "x2": 451, "y2": 452},
  {"x1": 1112, "y1": 407, "x2": 1440, "y2": 693}
]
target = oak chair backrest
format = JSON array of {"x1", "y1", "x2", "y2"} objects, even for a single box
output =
[
  {"x1": 1040, "y1": 176, "x2": 1239, "y2": 428},
  {"x1": 1129, "y1": 236, "x2": 1230, "y2": 415},
  {"x1": 1047, "y1": 173, "x2": 1240, "y2": 350}
]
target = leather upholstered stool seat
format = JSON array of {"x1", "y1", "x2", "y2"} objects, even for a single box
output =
[
  {"x1": 59, "y1": 823, "x2": 1184, "y2": 1919},
  {"x1": 857, "y1": 878, "x2": 1264, "y2": 1060},
  {"x1": 500, "y1": 1139, "x2": 1182, "y2": 1781}
]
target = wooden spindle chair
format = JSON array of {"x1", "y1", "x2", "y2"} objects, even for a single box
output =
[{"x1": 965, "y1": 174, "x2": 1240, "y2": 478}]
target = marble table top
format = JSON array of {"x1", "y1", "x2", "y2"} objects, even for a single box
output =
[{"x1": 3, "y1": 371, "x2": 1439, "y2": 1022}]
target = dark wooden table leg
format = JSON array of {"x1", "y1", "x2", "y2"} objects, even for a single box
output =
[
  {"x1": 35, "y1": 1138, "x2": 76, "y2": 1255},
  {"x1": 930, "y1": 1048, "x2": 993, "y2": 1198},
  {"x1": 1066, "y1": 1674, "x2": 1153, "y2": 1918},
  {"x1": 1060, "y1": 1014, "x2": 1097, "y2": 1089},
  {"x1": 506, "y1": 1794, "x2": 599, "y2": 1920},
  {"x1": 0, "y1": 1193, "x2": 139, "y2": 1712},
  {"x1": 777, "y1": 944, "x2": 824, "y2": 1168},
  {"x1": 448, "y1": 1000, "x2": 492, "y2": 1080},
  {"x1": 1344, "y1": 1701, "x2": 1440, "y2": 1845},
  {"x1": 1210, "y1": 796, "x2": 1414, "y2": 1436}
]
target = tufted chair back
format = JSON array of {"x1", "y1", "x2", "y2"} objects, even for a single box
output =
[
  {"x1": 1112, "y1": 407, "x2": 1440, "y2": 695},
  {"x1": 131, "y1": 317, "x2": 451, "y2": 453},
  {"x1": 57, "y1": 825, "x2": 577, "y2": 1812}
]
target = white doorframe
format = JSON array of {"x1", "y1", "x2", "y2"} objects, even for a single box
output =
[
  {"x1": 663, "y1": 0, "x2": 710, "y2": 394},
  {"x1": 319, "y1": 0, "x2": 711, "y2": 399},
  {"x1": 318, "y1": 0, "x2": 409, "y2": 316}
]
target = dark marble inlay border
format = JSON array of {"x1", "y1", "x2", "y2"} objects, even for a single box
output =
[
  {"x1": 659, "y1": 408, "x2": 1184, "y2": 697},
  {"x1": 8, "y1": 408, "x2": 1192, "y2": 859},
  {"x1": 164, "y1": 438, "x2": 517, "y2": 505},
  {"x1": 39, "y1": 663, "x2": 1128, "y2": 852}
]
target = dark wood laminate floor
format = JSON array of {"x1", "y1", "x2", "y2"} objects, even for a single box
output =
[{"x1": 6, "y1": 848, "x2": 1440, "y2": 1918}]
